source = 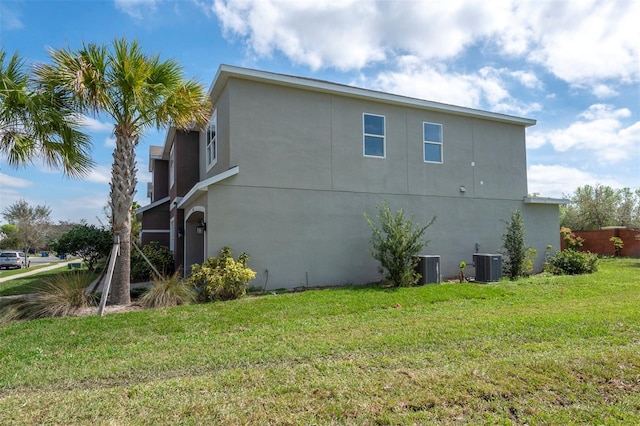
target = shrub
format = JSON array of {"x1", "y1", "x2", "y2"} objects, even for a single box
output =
[
  {"x1": 0, "y1": 272, "x2": 95, "y2": 322},
  {"x1": 138, "y1": 270, "x2": 196, "y2": 308},
  {"x1": 364, "y1": 200, "x2": 436, "y2": 287},
  {"x1": 185, "y1": 247, "x2": 256, "y2": 302},
  {"x1": 50, "y1": 224, "x2": 112, "y2": 271},
  {"x1": 130, "y1": 242, "x2": 174, "y2": 282},
  {"x1": 502, "y1": 209, "x2": 526, "y2": 280},
  {"x1": 544, "y1": 248, "x2": 599, "y2": 275},
  {"x1": 560, "y1": 227, "x2": 584, "y2": 250},
  {"x1": 522, "y1": 247, "x2": 538, "y2": 276}
]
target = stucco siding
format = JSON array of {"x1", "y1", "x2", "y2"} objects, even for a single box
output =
[
  {"x1": 226, "y1": 79, "x2": 333, "y2": 191},
  {"x1": 219, "y1": 78, "x2": 528, "y2": 201},
  {"x1": 205, "y1": 182, "x2": 557, "y2": 289}
]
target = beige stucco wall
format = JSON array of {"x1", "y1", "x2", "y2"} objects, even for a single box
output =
[{"x1": 199, "y1": 77, "x2": 558, "y2": 288}]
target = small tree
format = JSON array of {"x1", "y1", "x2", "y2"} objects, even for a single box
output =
[
  {"x1": 364, "y1": 200, "x2": 436, "y2": 287},
  {"x1": 2, "y1": 199, "x2": 53, "y2": 252},
  {"x1": 502, "y1": 209, "x2": 526, "y2": 280},
  {"x1": 609, "y1": 236, "x2": 623, "y2": 256},
  {"x1": 51, "y1": 224, "x2": 112, "y2": 271}
]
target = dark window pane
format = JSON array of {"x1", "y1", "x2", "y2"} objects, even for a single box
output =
[
  {"x1": 424, "y1": 143, "x2": 442, "y2": 162},
  {"x1": 364, "y1": 114, "x2": 385, "y2": 136},
  {"x1": 365, "y1": 136, "x2": 384, "y2": 157},
  {"x1": 424, "y1": 123, "x2": 442, "y2": 142}
]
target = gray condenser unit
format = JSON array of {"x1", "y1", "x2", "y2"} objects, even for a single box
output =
[
  {"x1": 473, "y1": 254, "x2": 502, "y2": 283},
  {"x1": 415, "y1": 255, "x2": 440, "y2": 284}
]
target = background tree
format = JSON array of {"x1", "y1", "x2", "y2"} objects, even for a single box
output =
[
  {"x1": 0, "y1": 49, "x2": 93, "y2": 177},
  {"x1": 0, "y1": 224, "x2": 20, "y2": 249},
  {"x1": 501, "y1": 209, "x2": 526, "y2": 280},
  {"x1": 561, "y1": 184, "x2": 640, "y2": 230},
  {"x1": 365, "y1": 200, "x2": 436, "y2": 287},
  {"x1": 615, "y1": 188, "x2": 640, "y2": 228},
  {"x1": 2, "y1": 199, "x2": 52, "y2": 252},
  {"x1": 50, "y1": 224, "x2": 112, "y2": 271},
  {"x1": 35, "y1": 39, "x2": 210, "y2": 305}
]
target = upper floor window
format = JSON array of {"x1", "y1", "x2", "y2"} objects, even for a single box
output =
[
  {"x1": 363, "y1": 113, "x2": 385, "y2": 158},
  {"x1": 206, "y1": 109, "x2": 217, "y2": 170},
  {"x1": 169, "y1": 144, "x2": 175, "y2": 188},
  {"x1": 423, "y1": 122, "x2": 443, "y2": 163}
]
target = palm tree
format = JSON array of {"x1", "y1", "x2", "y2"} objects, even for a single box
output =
[
  {"x1": 0, "y1": 49, "x2": 93, "y2": 177},
  {"x1": 34, "y1": 39, "x2": 210, "y2": 305}
]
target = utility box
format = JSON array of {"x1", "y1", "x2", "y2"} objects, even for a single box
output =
[
  {"x1": 415, "y1": 255, "x2": 440, "y2": 284},
  {"x1": 473, "y1": 253, "x2": 502, "y2": 283}
]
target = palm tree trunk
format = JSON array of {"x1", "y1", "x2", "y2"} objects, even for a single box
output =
[{"x1": 109, "y1": 134, "x2": 137, "y2": 305}]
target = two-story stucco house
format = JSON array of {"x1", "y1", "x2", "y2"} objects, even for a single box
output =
[{"x1": 137, "y1": 65, "x2": 565, "y2": 288}]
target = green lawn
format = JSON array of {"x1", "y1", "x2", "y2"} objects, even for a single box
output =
[
  {"x1": 1, "y1": 258, "x2": 639, "y2": 424},
  {"x1": 0, "y1": 265, "x2": 90, "y2": 296}
]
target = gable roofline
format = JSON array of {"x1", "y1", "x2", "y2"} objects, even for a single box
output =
[{"x1": 208, "y1": 64, "x2": 537, "y2": 128}]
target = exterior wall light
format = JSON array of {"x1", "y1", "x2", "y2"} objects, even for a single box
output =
[
  {"x1": 177, "y1": 227, "x2": 184, "y2": 239},
  {"x1": 195, "y1": 219, "x2": 206, "y2": 235},
  {"x1": 459, "y1": 186, "x2": 466, "y2": 193}
]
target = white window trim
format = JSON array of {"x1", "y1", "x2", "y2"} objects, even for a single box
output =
[
  {"x1": 363, "y1": 113, "x2": 386, "y2": 158},
  {"x1": 169, "y1": 144, "x2": 175, "y2": 188},
  {"x1": 206, "y1": 109, "x2": 218, "y2": 172},
  {"x1": 423, "y1": 121, "x2": 443, "y2": 164}
]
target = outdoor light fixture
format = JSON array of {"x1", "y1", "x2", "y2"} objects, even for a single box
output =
[
  {"x1": 459, "y1": 185, "x2": 466, "y2": 193},
  {"x1": 177, "y1": 227, "x2": 184, "y2": 239},
  {"x1": 195, "y1": 219, "x2": 206, "y2": 235}
]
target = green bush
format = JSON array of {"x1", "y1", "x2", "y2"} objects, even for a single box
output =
[
  {"x1": 544, "y1": 248, "x2": 599, "y2": 275},
  {"x1": 185, "y1": 247, "x2": 256, "y2": 302},
  {"x1": 130, "y1": 242, "x2": 174, "y2": 282},
  {"x1": 364, "y1": 200, "x2": 436, "y2": 287},
  {"x1": 50, "y1": 224, "x2": 112, "y2": 271}
]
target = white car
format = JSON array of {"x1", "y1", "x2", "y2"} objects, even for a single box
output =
[{"x1": 0, "y1": 251, "x2": 30, "y2": 269}]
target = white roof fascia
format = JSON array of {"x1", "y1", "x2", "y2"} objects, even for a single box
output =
[
  {"x1": 208, "y1": 64, "x2": 537, "y2": 127},
  {"x1": 523, "y1": 196, "x2": 569, "y2": 205},
  {"x1": 136, "y1": 196, "x2": 170, "y2": 215},
  {"x1": 177, "y1": 166, "x2": 239, "y2": 209}
]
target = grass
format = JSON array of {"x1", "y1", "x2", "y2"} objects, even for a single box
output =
[
  {"x1": 0, "y1": 257, "x2": 639, "y2": 424},
  {"x1": 0, "y1": 266, "x2": 96, "y2": 296}
]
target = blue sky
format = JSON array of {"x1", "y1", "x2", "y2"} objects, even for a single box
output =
[{"x1": 1, "y1": 0, "x2": 638, "y2": 225}]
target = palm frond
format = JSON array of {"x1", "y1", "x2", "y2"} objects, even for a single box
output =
[{"x1": 1, "y1": 48, "x2": 95, "y2": 177}]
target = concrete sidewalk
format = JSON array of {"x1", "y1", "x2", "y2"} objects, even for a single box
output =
[{"x1": 0, "y1": 261, "x2": 73, "y2": 283}]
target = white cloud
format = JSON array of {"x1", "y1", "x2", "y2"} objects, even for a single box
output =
[
  {"x1": 579, "y1": 104, "x2": 630, "y2": 121},
  {"x1": 104, "y1": 137, "x2": 116, "y2": 148},
  {"x1": 0, "y1": 4, "x2": 23, "y2": 30},
  {"x1": 364, "y1": 59, "x2": 541, "y2": 115},
  {"x1": 527, "y1": 104, "x2": 639, "y2": 163},
  {"x1": 527, "y1": 164, "x2": 622, "y2": 198},
  {"x1": 498, "y1": 0, "x2": 639, "y2": 84},
  {"x1": 510, "y1": 70, "x2": 541, "y2": 89},
  {"x1": 211, "y1": 0, "x2": 639, "y2": 86},
  {"x1": 114, "y1": 0, "x2": 157, "y2": 20},
  {"x1": 0, "y1": 172, "x2": 33, "y2": 188},
  {"x1": 85, "y1": 165, "x2": 112, "y2": 185},
  {"x1": 78, "y1": 115, "x2": 113, "y2": 133},
  {"x1": 592, "y1": 84, "x2": 619, "y2": 99}
]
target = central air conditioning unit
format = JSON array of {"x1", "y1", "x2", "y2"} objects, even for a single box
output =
[
  {"x1": 473, "y1": 253, "x2": 502, "y2": 283},
  {"x1": 414, "y1": 255, "x2": 440, "y2": 284}
]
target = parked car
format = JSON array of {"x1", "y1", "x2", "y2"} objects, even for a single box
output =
[{"x1": 0, "y1": 250, "x2": 30, "y2": 269}]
